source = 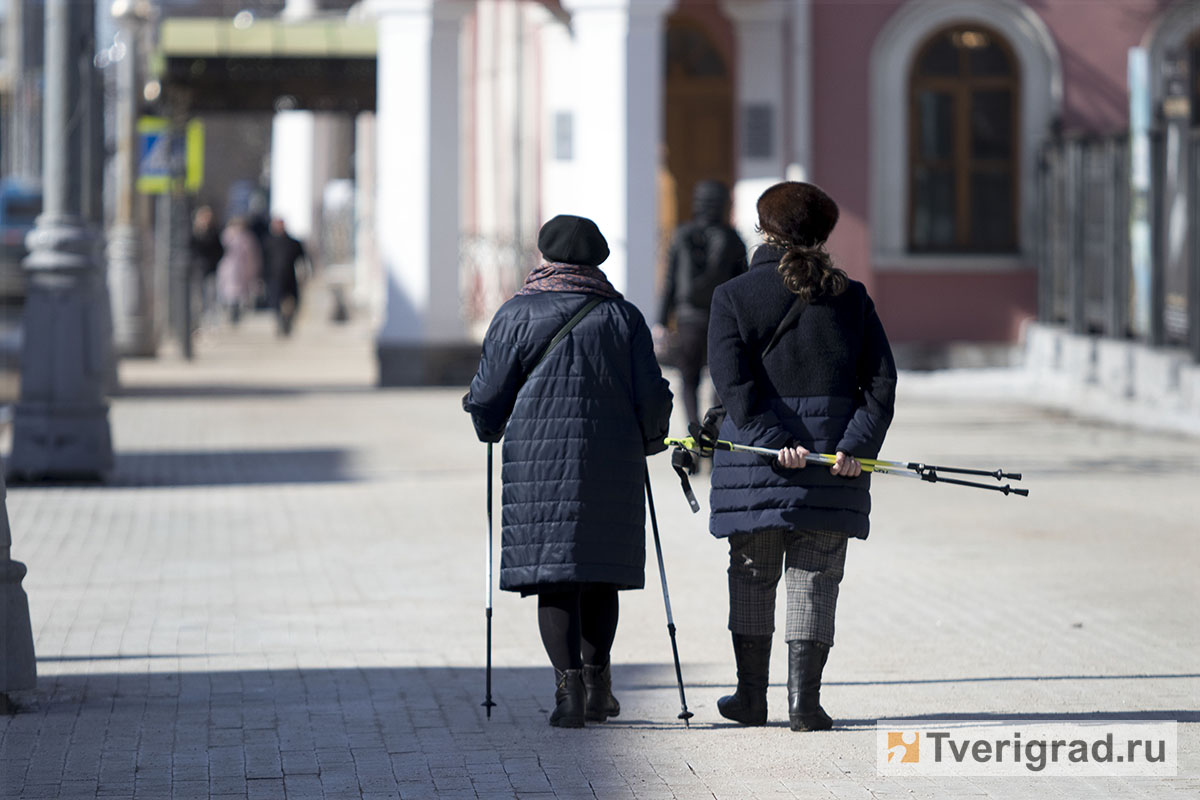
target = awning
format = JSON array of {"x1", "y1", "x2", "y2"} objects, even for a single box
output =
[{"x1": 155, "y1": 17, "x2": 377, "y2": 113}]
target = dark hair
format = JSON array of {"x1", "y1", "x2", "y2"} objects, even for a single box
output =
[{"x1": 755, "y1": 181, "x2": 848, "y2": 302}]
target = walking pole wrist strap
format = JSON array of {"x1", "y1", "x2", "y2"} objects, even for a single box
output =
[{"x1": 670, "y1": 448, "x2": 700, "y2": 513}]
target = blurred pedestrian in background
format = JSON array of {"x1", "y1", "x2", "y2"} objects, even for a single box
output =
[
  {"x1": 655, "y1": 180, "x2": 747, "y2": 435},
  {"x1": 245, "y1": 189, "x2": 272, "y2": 309},
  {"x1": 464, "y1": 214, "x2": 673, "y2": 728},
  {"x1": 189, "y1": 205, "x2": 224, "y2": 325},
  {"x1": 706, "y1": 182, "x2": 896, "y2": 732},
  {"x1": 263, "y1": 218, "x2": 307, "y2": 337},
  {"x1": 217, "y1": 217, "x2": 261, "y2": 325}
]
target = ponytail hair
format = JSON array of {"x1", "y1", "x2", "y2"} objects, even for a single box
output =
[
  {"x1": 763, "y1": 235, "x2": 849, "y2": 302},
  {"x1": 756, "y1": 181, "x2": 849, "y2": 301}
]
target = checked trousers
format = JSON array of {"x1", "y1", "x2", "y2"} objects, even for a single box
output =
[{"x1": 727, "y1": 528, "x2": 848, "y2": 646}]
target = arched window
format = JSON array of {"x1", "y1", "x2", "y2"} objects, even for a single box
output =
[{"x1": 909, "y1": 26, "x2": 1020, "y2": 252}]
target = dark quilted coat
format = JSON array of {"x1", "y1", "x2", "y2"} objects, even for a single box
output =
[
  {"x1": 465, "y1": 291, "x2": 673, "y2": 593},
  {"x1": 707, "y1": 245, "x2": 896, "y2": 540}
]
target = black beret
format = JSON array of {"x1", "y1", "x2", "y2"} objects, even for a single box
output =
[{"x1": 537, "y1": 214, "x2": 610, "y2": 267}]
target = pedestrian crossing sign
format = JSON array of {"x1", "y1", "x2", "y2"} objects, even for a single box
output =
[{"x1": 137, "y1": 116, "x2": 204, "y2": 194}]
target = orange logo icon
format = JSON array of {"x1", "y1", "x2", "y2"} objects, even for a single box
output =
[{"x1": 887, "y1": 731, "x2": 920, "y2": 763}]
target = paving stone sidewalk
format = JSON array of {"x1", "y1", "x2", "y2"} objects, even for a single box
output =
[{"x1": 1, "y1": 306, "x2": 1197, "y2": 799}]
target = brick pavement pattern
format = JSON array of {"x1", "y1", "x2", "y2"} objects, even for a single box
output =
[{"x1": 1, "y1": 302, "x2": 1197, "y2": 799}]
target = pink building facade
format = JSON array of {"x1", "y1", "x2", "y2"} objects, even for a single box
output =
[
  {"x1": 372, "y1": 0, "x2": 1198, "y2": 383},
  {"x1": 805, "y1": 0, "x2": 1183, "y2": 346}
]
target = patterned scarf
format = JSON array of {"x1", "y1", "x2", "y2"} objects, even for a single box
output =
[{"x1": 516, "y1": 261, "x2": 623, "y2": 298}]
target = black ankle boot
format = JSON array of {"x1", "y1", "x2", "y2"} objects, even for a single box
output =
[
  {"x1": 549, "y1": 668, "x2": 585, "y2": 728},
  {"x1": 582, "y1": 661, "x2": 620, "y2": 722},
  {"x1": 717, "y1": 633, "x2": 772, "y2": 725},
  {"x1": 788, "y1": 640, "x2": 833, "y2": 731}
]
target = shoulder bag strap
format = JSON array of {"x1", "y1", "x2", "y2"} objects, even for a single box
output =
[
  {"x1": 761, "y1": 295, "x2": 809, "y2": 359},
  {"x1": 529, "y1": 296, "x2": 604, "y2": 374}
]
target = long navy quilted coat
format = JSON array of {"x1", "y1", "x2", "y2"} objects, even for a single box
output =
[
  {"x1": 465, "y1": 291, "x2": 673, "y2": 593},
  {"x1": 707, "y1": 245, "x2": 896, "y2": 539}
]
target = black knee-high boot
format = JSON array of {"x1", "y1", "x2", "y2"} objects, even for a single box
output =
[
  {"x1": 717, "y1": 633, "x2": 772, "y2": 725},
  {"x1": 787, "y1": 640, "x2": 833, "y2": 731}
]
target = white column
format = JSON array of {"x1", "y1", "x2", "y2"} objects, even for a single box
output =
[
  {"x1": 270, "y1": 111, "x2": 316, "y2": 239},
  {"x1": 271, "y1": 0, "x2": 320, "y2": 240},
  {"x1": 788, "y1": 0, "x2": 812, "y2": 183},
  {"x1": 370, "y1": 0, "x2": 470, "y2": 383},
  {"x1": 722, "y1": 0, "x2": 788, "y2": 246},
  {"x1": 282, "y1": 0, "x2": 317, "y2": 17},
  {"x1": 354, "y1": 112, "x2": 381, "y2": 319},
  {"x1": 537, "y1": 6, "x2": 580, "y2": 233},
  {"x1": 559, "y1": 0, "x2": 674, "y2": 318}
]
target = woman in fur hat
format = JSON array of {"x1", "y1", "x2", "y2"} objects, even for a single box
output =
[{"x1": 706, "y1": 182, "x2": 896, "y2": 731}]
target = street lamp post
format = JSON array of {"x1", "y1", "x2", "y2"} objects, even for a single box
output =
[
  {"x1": 8, "y1": 0, "x2": 115, "y2": 479},
  {"x1": 108, "y1": 0, "x2": 157, "y2": 357}
]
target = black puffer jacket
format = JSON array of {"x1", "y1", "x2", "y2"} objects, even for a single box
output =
[
  {"x1": 465, "y1": 291, "x2": 673, "y2": 592},
  {"x1": 707, "y1": 245, "x2": 896, "y2": 540}
]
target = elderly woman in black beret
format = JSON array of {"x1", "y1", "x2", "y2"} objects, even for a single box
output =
[
  {"x1": 706, "y1": 182, "x2": 896, "y2": 731},
  {"x1": 464, "y1": 214, "x2": 673, "y2": 728}
]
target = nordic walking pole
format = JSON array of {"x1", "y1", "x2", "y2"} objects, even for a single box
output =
[
  {"x1": 664, "y1": 436, "x2": 1028, "y2": 496},
  {"x1": 483, "y1": 443, "x2": 497, "y2": 718},
  {"x1": 645, "y1": 469, "x2": 694, "y2": 727}
]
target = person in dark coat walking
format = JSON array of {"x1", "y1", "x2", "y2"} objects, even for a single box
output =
[
  {"x1": 262, "y1": 218, "x2": 307, "y2": 336},
  {"x1": 706, "y1": 182, "x2": 896, "y2": 731},
  {"x1": 189, "y1": 206, "x2": 224, "y2": 323},
  {"x1": 655, "y1": 180, "x2": 747, "y2": 433},
  {"x1": 464, "y1": 215, "x2": 674, "y2": 728}
]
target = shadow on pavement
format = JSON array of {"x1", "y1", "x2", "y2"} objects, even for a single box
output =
[
  {"x1": 7, "y1": 448, "x2": 360, "y2": 488},
  {"x1": 1008, "y1": 455, "x2": 1200, "y2": 477},
  {"x1": 11, "y1": 665, "x2": 1193, "y2": 725},
  {"x1": 113, "y1": 384, "x2": 374, "y2": 400},
  {"x1": 5, "y1": 663, "x2": 700, "y2": 727},
  {"x1": 635, "y1": 673, "x2": 1200, "y2": 690},
  {"x1": 828, "y1": 673, "x2": 1200, "y2": 687},
  {"x1": 3, "y1": 665, "x2": 1194, "y2": 796},
  {"x1": 836, "y1": 710, "x2": 1199, "y2": 727},
  {"x1": 35, "y1": 654, "x2": 206, "y2": 663}
]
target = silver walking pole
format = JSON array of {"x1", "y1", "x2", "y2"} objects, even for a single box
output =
[
  {"x1": 483, "y1": 443, "x2": 496, "y2": 718},
  {"x1": 645, "y1": 469, "x2": 694, "y2": 727}
]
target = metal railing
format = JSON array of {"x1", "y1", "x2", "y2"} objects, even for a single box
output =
[
  {"x1": 459, "y1": 233, "x2": 539, "y2": 338},
  {"x1": 1036, "y1": 129, "x2": 1200, "y2": 363}
]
